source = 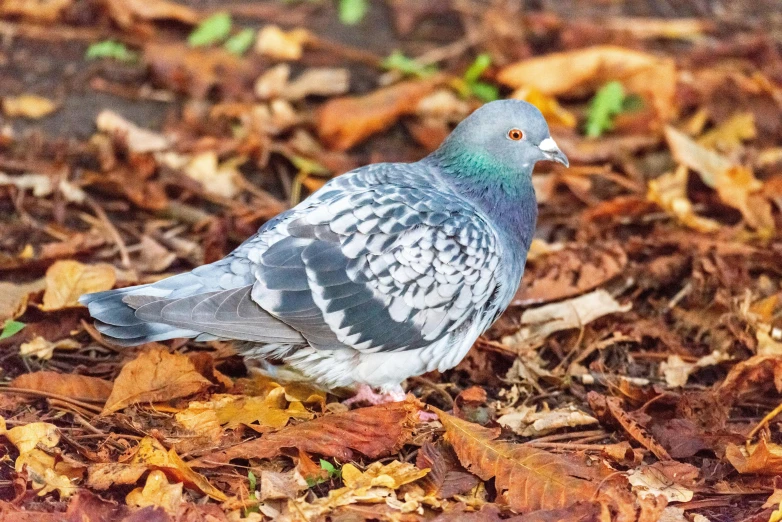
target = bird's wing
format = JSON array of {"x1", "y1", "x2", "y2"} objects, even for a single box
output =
[{"x1": 248, "y1": 163, "x2": 505, "y2": 353}]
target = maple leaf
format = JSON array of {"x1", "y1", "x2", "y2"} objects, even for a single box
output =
[{"x1": 435, "y1": 408, "x2": 610, "y2": 513}]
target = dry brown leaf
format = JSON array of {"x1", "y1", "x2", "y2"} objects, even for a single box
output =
[
  {"x1": 103, "y1": 0, "x2": 198, "y2": 28},
  {"x1": 183, "y1": 151, "x2": 245, "y2": 198},
  {"x1": 0, "y1": 0, "x2": 71, "y2": 23},
  {"x1": 726, "y1": 439, "x2": 782, "y2": 475},
  {"x1": 289, "y1": 460, "x2": 429, "y2": 520},
  {"x1": 318, "y1": 79, "x2": 438, "y2": 151},
  {"x1": 514, "y1": 242, "x2": 627, "y2": 306},
  {"x1": 697, "y1": 112, "x2": 756, "y2": 151},
  {"x1": 497, "y1": 405, "x2": 598, "y2": 437},
  {"x1": 647, "y1": 166, "x2": 721, "y2": 233},
  {"x1": 131, "y1": 436, "x2": 227, "y2": 501},
  {"x1": 125, "y1": 470, "x2": 184, "y2": 515},
  {"x1": 96, "y1": 110, "x2": 171, "y2": 153},
  {"x1": 502, "y1": 289, "x2": 630, "y2": 352},
  {"x1": 102, "y1": 347, "x2": 211, "y2": 414},
  {"x1": 498, "y1": 46, "x2": 677, "y2": 125},
  {"x1": 87, "y1": 463, "x2": 147, "y2": 490},
  {"x1": 18, "y1": 336, "x2": 80, "y2": 360},
  {"x1": 588, "y1": 392, "x2": 672, "y2": 461},
  {"x1": 0, "y1": 279, "x2": 46, "y2": 322},
  {"x1": 194, "y1": 399, "x2": 419, "y2": 467},
  {"x1": 665, "y1": 126, "x2": 773, "y2": 233},
  {"x1": 416, "y1": 441, "x2": 480, "y2": 499},
  {"x1": 11, "y1": 371, "x2": 112, "y2": 402},
  {"x1": 3, "y1": 94, "x2": 58, "y2": 119},
  {"x1": 41, "y1": 260, "x2": 116, "y2": 311},
  {"x1": 435, "y1": 408, "x2": 608, "y2": 513},
  {"x1": 259, "y1": 469, "x2": 308, "y2": 501},
  {"x1": 717, "y1": 355, "x2": 782, "y2": 404},
  {"x1": 626, "y1": 462, "x2": 697, "y2": 502}
]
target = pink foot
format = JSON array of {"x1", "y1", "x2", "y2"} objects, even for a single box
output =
[{"x1": 343, "y1": 384, "x2": 406, "y2": 406}]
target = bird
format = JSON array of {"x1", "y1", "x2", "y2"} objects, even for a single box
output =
[{"x1": 80, "y1": 99, "x2": 568, "y2": 405}]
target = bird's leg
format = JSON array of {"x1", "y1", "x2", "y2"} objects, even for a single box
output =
[{"x1": 343, "y1": 383, "x2": 406, "y2": 406}]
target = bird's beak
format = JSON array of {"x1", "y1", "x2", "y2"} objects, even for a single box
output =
[{"x1": 538, "y1": 137, "x2": 569, "y2": 167}]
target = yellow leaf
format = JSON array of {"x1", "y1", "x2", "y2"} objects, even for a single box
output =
[
  {"x1": 132, "y1": 436, "x2": 227, "y2": 501},
  {"x1": 126, "y1": 470, "x2": 184, "y2": 514},
  {"x1": 697, "y1": 112, "x2": 756, "y2": 152},
  {"x1": 102, "y1": 347, "x2": 211, "y2": 414},
  {"x1": 2, "y1": 419, "x2": 78, "y2": 498},
  {"x1": 87, "y1": 463, "x2": 147, "y2": 490},
  {"x1": 3, "y1": 94, "x2": 58, "y2": 119},
  {"x1": 41, "y1": 260, "x2": 116, "y2": 311},
  {"x1": 19, "y1": 336, "x2": 80, "y2": 360},
  {"x1": 255, "y1": 25, "x2": 309, "y2": 60},
  {"x1": 647, "y1": 166, "x2": 721, "y2": 233}
]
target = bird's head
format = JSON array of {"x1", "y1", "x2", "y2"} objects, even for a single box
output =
[{"x1": 433, "y1": 100, "x2": 568, "y2": 194}]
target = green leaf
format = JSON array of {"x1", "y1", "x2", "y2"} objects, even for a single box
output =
[
  {"x1": 585, "y1": 81, "x2": 626, "y2": 138},
  {"x1": 247, "y1": 470, "x2": 257, "y2": 493},
  {"x1": 338, "y1": 0, "x2": 367, "y2": 25},
  {"x1": 622, "y1": 93, "x2": 644, "y2": 112},
  {"x1": 85, "y1": 40, "x2": 138, "y2": 63},
  {"x1": 320, "y1": 459, "x2": 341, "y2": 478},
  {"x1": 464, "y1": 53, "x2": 492, "y2": 84},
  {"x1": 382, "y1": 50, "x2": 437, "y2": 78},
  {"x1": 0, "y1": 320, "x2": 25, "y2": 341},
  {"x1": 188, "y1": 13, "x2": 232, "y2": 47},
  {"x1": 224, "y1": 28, "x2": 256, "y2": 55},
  {"x1": 470, "y1": 81, "x2": 499, "y2": 102}
]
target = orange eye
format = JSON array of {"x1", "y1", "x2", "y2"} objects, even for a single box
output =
[{"x1": 508, "y1": 128, "x2": 524, "y2": 141}]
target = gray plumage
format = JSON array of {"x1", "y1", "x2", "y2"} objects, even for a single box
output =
[{"x1": 81, "y1": 100, "x2": 568, "y2": 390}]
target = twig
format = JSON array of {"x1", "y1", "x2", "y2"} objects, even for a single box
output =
[
  {"x1": 747, "y1": 401, "x2": 782, "y2": 441},
  {"x1": 83, "y1": 195, "x2": 131, "y2": 269}
]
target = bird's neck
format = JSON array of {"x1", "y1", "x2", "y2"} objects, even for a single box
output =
[{"x1": 427, "y1": 146, "x2": 538, "y2": 256}]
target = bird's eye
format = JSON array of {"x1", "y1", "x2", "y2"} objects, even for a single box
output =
[{"x1": 507, "y1": 128, "x2": 524, "y2": 141}]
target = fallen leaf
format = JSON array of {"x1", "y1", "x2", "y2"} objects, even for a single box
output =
[
  {"x1": 0, "y1": 173, "x2": 86, "y2": 203},
  {"x1": 435, "y1": 408, "x2": 608, "y2": 513},
  {"x1": 665, "y1": 126, "x2": 772, "y2": 232},
  {"x1": 135, "y1": 236, "x2": 177, "y2": 273},
  {"x1": 87, "y1": 463, "x2": 148, "y2": 490},
  {"x1": 726, "y1": 439, "x2": 782, "y2": 476},
  {"x1": 11, "y1": 371, "x2": 112, "y2": 402},
  {"x1": 255, "y1": 25, "x2": 310, "y2": 60},
  {"x1": 194, "y1": 399, "x2": 418, "y2": 466},
  {"x1": 717, "y1": 355, "x2": 782, "y2": 404},
  {"x1": 0, "y1": 418, "x2": 79, "y2": 498},
  {"x1": 498, "y1": 46, "x2": 676, "y2": 126},
  {"x1": 41, "y1": 260, "x2": 116, "y2": 311},
  {"x1": 102, "y1": 347, "x2": 211, "y2": 414},
  {"x1": 588, "y1": 392, "x2": 672, "y2": 461},
  {"x1": 416, "y1": 441, "x2": 480, "y2": 498},
  {"x1": 96, "y1": 110, "x2": 171, "y2": 153},
  {"x1": 289, "y1": 460, "x2": 428, "y2": 520},
  {"x1": 697, "y1": 112, "x2": 756, "y2": 152},
  {"x1": 627, "y1": 462, "x2": 696, "y2": 502},
  {"x1": 497, "y1": 404, "x2": 598, "y2": 437},
  {"x1": 647, "y1": 166, "x2": 721, "y2": 233},
  {"x1": 176, "y1": 388, "x2": 312, "y2": 435},
  {"x1": 18, "y1": 336, "x2": 80, "y2": 360},
  {"x1": 3, "y1": 94, "x2": 58, "y2": 119},
  {"x1": 0, "y1": 279, "x2": 46, "y2": 322},
  {"x1": 183, "y1": 151, "x2": 245, "y2": 198},
  {"x1": 502, "y1": 289, "x2": 631, "y2": 352},
  {"x1": 255, "y1": 65, "x2": 350, "y2": 101},
  {"x1": 259, "y1": 469, "x2": 308, "y2": 501},
  {"x1": 0, "y1": 0, "x2": 72, "y2": 23},
  {"x1": 131, "y1": 436, "x2": 227, "y2": 501},
  {"x1": 514, "y1": 242, "x2": 627, "y2": 306},
  {"x1": 188, "y1": 12, "x2": 232, "y2": 47},
  {"x1": 126, "y1": 470, "x2": 184, "y2": 515},
  {"x1": 318, "y1": 78, "x2": 438, "y2": 150},
  {"x1": 104, "y1": 0, "x2": 198, "y2": 28}
]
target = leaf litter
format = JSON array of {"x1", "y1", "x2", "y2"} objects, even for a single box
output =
[{"x1": 1, "y1": 1, "x2": 782, "y2": 521}]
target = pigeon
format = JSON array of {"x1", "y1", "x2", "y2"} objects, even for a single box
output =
[{"x1": 81, "y1": 99, "x2": 568, "y2": 404}]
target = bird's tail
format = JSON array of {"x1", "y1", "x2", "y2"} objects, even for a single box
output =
[{"x1": 79, "y1": 273, "x2": 208, "y2": 346}]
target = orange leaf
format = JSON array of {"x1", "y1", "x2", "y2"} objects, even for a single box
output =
[
  {"x1": 11, "y1": 371, "x2": 112, "y2": 402},
  {"x1": 194, "y1": 399, "x2": 419, "y2": 467},
  {"x1": 726, "y1": 439, "x2": 782, "y2": 476},
  {"x1": 102, "y1": 347, "x2": 211, "y2": 414},
  {"x1": 435, "y1": 407, "x2": 608, "y2": 513},
  {"x1": 317, "y1": 79, "x2": 438, "y2": 151}
]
